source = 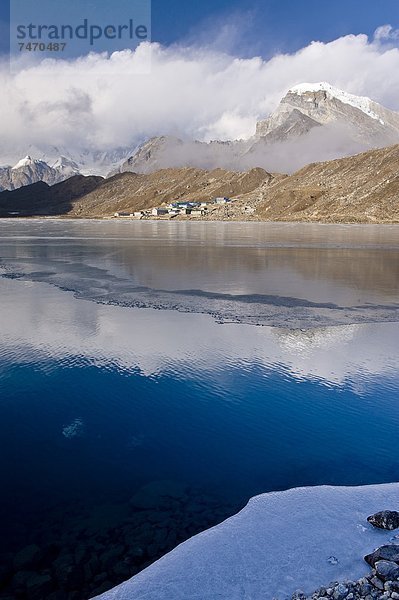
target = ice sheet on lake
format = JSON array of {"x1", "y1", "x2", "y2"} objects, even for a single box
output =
[
  {"x1": 93, "y1": 483, "x2": 399, "y2": 600},
  {"x1": 1, "y1": 220, "x2": 399, "y2": 329},
  {"x1": 1, "y1": 257, "x2": 399, "y2": 329}
]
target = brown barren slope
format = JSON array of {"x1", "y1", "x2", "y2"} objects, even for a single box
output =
[
  {"x1": 70, "y1": 167, "x2": 274, "y2": 217},
  {"x1": 0, "y1": 145, "x2": 398, "y2": 223},
  {"x1": 249, "y1": 144, "x2": 399, "y2": 223}
]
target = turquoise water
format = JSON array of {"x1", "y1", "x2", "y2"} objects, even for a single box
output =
[{"x1": 0, "y1": 220, "x2": 398, "y2": 599}]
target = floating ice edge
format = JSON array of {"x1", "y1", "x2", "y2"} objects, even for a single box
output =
[{"x1": 93, "y1": 482, "x2": 399, "y2": 600}]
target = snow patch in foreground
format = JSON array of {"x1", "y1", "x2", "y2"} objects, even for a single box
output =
[{"x1": 93, "y1": 483, "x2": 399, "y2": 600}]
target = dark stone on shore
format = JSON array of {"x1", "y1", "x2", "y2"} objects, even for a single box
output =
[
  {"x1": 385, "y1": 580, "x2": 399, "y2": 593},
  {"x1": 292, "y1": 591, "x2": 306, "y2": 599},
  {"x1": 367, "y1": 575, "x2": 385, "y2": 590},
  {"x1": 364, "y1": 543, "x2": 399, "y2": 567},
  {"x1": 358, "y1": 581, "x2": 373, "y2": 594},
  {"x1": 367, "y1": 510, "x2": 399, "y2": 530},
  {"x1": 333, "y1": 583, "x2": 349, "y2": 599},
  {"x1": 374, "y1": 559, "x2": 399, "y2": 581}
]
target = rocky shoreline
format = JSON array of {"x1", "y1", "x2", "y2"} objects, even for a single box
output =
[{"x1": 290, "y1": 511, "x2": 399, "y2": 600}]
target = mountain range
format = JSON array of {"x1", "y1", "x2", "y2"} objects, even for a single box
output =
[
  {"x1": 1, "y1": 82, "x2": 399, "y2": 192},
  {"x1": 1, "y1": 143, "x2": 398, "y2": 224}
]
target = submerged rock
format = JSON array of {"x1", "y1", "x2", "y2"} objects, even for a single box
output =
[
  {"x1": 129, "y1": 480, "x2": 189, "y2": 510},
  {"x1": 13, "y1": 544, "x2": 42, "y2": 570},
  {"x1": 25, "y1": 572, "x2": 54, "y2": 599},
  {"x1": 367, "y1": 510, "x2": 399, "y2": 530}
]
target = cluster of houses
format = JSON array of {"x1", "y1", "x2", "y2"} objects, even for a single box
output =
[{"x1": 114, "y1": 197, "x2": 232, "y2": 219}]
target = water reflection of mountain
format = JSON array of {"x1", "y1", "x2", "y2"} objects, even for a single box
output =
[
  {"x1": 113, "y1": 245, "x2": 399, "y2": 304},
  {"x1": 1, "y1": 220, "x2": 399, "y2": 333},
  {"x1": 1, "y1": 276, "x2": 398, "y2": 387},
  {"x1": 1, "y1": 221, "x2": 398, "y2": 308}
]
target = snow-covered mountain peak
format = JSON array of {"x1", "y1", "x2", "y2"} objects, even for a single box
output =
[
  {"x1": 288, "y1": 82, "x2": 382, "y2": 123},
  {"x1": 1, "y1": 85, "x2": 399, "y2": 189},
  {"x1": 51, "y1": 156, "x2": 80, "y2": 172},
  {"x1": 12, "y1": 155, "x2": 36, "y2": 170}
]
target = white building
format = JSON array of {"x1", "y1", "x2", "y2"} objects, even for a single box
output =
[{"x1": 151, "y1": 208, "x2": 169, "y2": 216}]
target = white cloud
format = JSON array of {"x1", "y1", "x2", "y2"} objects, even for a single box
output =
[
  {"x1": 374, "y1": 24, "x2": 399, "y2": 42},
  {"x1": 0, "y1": 28, "x2": 399, "y2": 156}
]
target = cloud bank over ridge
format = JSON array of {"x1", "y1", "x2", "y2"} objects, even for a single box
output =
[{"x1": 0, "y1": 27, "x2": 399, "y2": 159}]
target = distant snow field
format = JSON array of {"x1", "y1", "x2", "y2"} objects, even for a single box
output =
[{"x1": 93, "y1": 483, "x2": 399, "y2": 600}]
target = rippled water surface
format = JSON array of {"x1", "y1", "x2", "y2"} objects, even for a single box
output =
[{"x1": 0, "y1": 220, "x2": 399, "y2": 599}]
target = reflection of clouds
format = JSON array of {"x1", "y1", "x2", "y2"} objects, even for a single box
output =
[
  {"x1": 275, "y1": 326, "x2": 359, "y2": 353},
  {"x1": 0, "y1": 277, "x2": 398, "y2": 388},
  {"x1": 272, "y1": 326, "x2": 399, "y2": 385}
]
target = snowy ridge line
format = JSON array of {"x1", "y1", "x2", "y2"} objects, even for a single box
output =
[{"x1": 289, "y1": 82, "x2": 384, "y2": 123}]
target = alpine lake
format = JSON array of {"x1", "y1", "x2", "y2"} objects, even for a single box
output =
[{"x1": 0, "y1": 219, "x2": 398, "y2": 599}]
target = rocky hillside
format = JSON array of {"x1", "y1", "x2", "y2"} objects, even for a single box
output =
[
  {"x1": 72, "y1": 167, "x2": 273, "y2": 217},
  {"x1": 1, "y1": 144, "x2": 398, "y2": 223},
  {"x1": 0, "y1": 167, "x2": 273, "y2": 218},
  {"x1": 249, "y1": 143, "x2": 399, "y2": 223},
  {"x1": 0, "y1": 175, "x2": 104, "y2": 216}
]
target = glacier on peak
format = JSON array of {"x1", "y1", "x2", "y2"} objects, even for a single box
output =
[{"x1": 288, "y1": 82, "x2": 383, "y2": 123}]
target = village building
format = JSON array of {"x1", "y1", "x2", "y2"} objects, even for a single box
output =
[{"x1": 151, "y1": 208, "x2": 169, "y2": 216}]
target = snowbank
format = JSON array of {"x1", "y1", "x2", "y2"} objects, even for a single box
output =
[{"x1": 93, "y1": 483, "x2": 399, "y2": 600}]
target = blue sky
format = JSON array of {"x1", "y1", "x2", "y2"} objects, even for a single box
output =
[{"x1": 1, "y1": 0, "x2": 398, "y2": 57}]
